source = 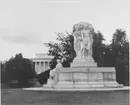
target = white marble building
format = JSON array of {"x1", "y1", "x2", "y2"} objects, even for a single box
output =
[{"x1": 31, "y1": 53, "x2": 53, "y2": 74}]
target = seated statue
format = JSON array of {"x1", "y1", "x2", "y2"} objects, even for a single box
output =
[{"x1": 47, "y1": 59, "x2": 63, "y2": 87}]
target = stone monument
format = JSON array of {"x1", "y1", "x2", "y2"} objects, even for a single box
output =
[
  {"x1": 71, "y1": 22, "x2": 97, "y2": 67},
  {"x1": 43, "y1": 22, "x2": 123, "y2": 89}
]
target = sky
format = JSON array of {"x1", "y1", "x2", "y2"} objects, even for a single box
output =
[{"x1": 0, "y1": 0, "x2": 130, "y2": 61}]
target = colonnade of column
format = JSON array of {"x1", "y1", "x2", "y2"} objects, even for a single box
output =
[{"x1": 33, "y1": 61, "x2": 50, "y2": 74}]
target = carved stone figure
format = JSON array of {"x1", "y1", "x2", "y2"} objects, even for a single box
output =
[
  {"x1": 47, "y1": 59, "x2": 63, "y2": 87},
  {"x1": 73, "y1": 31, "x2": 82, "y2": 58},
  {"x1": 81, "y1": 30, "x2": 93, "y2": 58},
  {"x1": 73, "y1": 22, "x2": 94, "y2": 59}
]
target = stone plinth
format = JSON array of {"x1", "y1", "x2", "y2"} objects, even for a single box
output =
[
  {"x1": 71, "y1": 57, "x2": 97, "y2": 67},
  {"x1": 48, "y1": 67, "x2": 123, "y2": 89}
]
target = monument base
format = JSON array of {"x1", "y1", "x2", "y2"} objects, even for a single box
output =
[
  {"x1": 71, "y1": 57, "x2": 97, "y2": 67},
  {"x1": 44, "y1": 67, "x2": 123, "y2": 89}
]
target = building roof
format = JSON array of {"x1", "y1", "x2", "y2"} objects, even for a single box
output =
[
  {"x1": 31, "y1": 53, "x2": 54, "y2": 61},
  {"x1": 35, "y1": 53, "x2": 53, "y2": 58}
]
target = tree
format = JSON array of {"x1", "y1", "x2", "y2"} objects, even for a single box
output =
[
  {"x1": 92, "y1": 31, "x2": 106, "y2": 66},
  {"x1": 111, "y1": 29, "x2": 129, "y2": 62},
  {"x1": 112, "y1": 29, "x2": 128, "y2": 45},
  {"x1": 110, "y1": 29, "x2": 129, "y2": 85},
  {"x1": 3, "y1": 53, "x2": 36, "y2": 86},
  {"x1": 47, "y1": 32, "x2": 75, "y2": 68},
  {"x1": 103, "y1": 45, "x2": 116, "y2": 67}
]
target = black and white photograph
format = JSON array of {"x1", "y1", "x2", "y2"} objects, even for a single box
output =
[{"x1": 0, "y1": 0, "x2": 129, "y2": 105}]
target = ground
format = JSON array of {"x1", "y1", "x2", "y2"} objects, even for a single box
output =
[{"x1": 1, "y1": 88, "x2": 129, "y2": 105}]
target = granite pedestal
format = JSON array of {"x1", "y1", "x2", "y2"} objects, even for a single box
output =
[{"x1": 43, "y1": 67, "x2": 123, "y2": 89}]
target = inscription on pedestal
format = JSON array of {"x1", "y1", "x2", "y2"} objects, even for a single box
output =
[{"x1": 89, "y1": 73, "x2": 103, "y2": 82}]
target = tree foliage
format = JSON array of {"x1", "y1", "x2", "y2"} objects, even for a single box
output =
[
  {"x1": 115, "y1": 59, "x2": 129, "y2": 86},
  {"x1": 110, "y1": 29, "x2": 129, "y2": 62},
  {"x1": 3, "y1": 53, "x2": 36, "y2": 86},
  {"x1": 109, "y1": 29, "x2": 129, "y2": 85},
  {"x1": 92, "y1": 31, "x2": 106, "y2": 66},
  {"x1": 47, "y1": 32, "x2": 75, "y2": 67},
  {"x1": 112, "y1": 29, "x2": 128, "y2": 45}
]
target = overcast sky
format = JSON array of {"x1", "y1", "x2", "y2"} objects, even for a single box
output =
[{"x1": 0, "y1": 0, "x2": 130, "y2": 61}]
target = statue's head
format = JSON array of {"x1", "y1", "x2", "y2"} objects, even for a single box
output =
[{"x1": 73, "y1": 22, "x2": 94, "y2": 33}]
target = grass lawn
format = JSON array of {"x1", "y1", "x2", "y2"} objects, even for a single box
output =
[{"x1": 1, "y1": 88, "x2": 129, "y2": 105}]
